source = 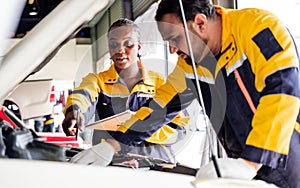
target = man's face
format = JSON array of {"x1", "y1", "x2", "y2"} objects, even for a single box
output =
[{"x1": 157, "y1": 13, "x2": 210, "y2": 63}]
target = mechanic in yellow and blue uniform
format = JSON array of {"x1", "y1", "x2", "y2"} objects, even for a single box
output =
[
  {"x1": 62, "y1": 18, "x2": 188, "y2": 164},
  {"x1": 102, "y1": 1, "x2": 300, "y2": 187}
]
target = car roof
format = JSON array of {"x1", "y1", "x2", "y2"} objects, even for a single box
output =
[{"x1": 0, "y1": 0, "x2": 114, "y2": 104}]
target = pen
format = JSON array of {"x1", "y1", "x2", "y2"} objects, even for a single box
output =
[{"x1": 75, "y1": 109, "x2": 80, "y2": 140}]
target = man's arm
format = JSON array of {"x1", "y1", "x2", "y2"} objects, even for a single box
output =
[
  {"x1": 238, "y1": 10, "x2": 300, "y2": 169},
  {"x1": 111, "y1": 64, "x2": 196, "y2": 145}
]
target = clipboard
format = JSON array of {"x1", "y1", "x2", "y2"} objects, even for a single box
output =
[{"x1": 86, "y1": 110, "x2": 133, "y2": 131}]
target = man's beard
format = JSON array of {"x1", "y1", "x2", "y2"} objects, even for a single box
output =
[
  {"x1": 182, "y1": 53, "x2": 217, "y2": 75},
  {"x1": 184, "y1": 56, "x2": 193, "y2": 65}
]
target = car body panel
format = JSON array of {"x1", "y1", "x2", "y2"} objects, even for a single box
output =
[
  {"x1": 0, "y1": 0, "x2": 113, "y2": 103},
  {"x1": 0, "y1": 158, "x2": 194, "y2": 188},
  {"x1": 0, "y1": 158, "x2": 276, "y2": 188},
  {"x1": 5, "y1": 79, "x2": 73, "y2": 120},
  {"x1": 0, "y1": 0, "x2": 26, "y2": 61},
  {"x1": 5, "y1": 79, "x2": 54, "y2": 120}
]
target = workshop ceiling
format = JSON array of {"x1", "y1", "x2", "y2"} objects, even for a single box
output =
[
  {"x1": 15, "y1": 0, "x2": 63, "y2": 37},
  {"x1": 15, "y1": 0, "x2": 157, "y2": 38}
]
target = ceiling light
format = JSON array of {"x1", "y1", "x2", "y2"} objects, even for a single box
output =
[{"x1": 29, "y1": 0, "x2": 40, "y2": 16}]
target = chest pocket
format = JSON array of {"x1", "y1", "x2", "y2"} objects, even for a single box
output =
[
  {"x1": 96, "y1": 93, "x2": 128, "y2": 119},
  {"x1": 128, "y1": 83, "x2": 156, "y2": 111},
  {"x1": 127, "y1": 93, "x2": 153, "y2": 112}
]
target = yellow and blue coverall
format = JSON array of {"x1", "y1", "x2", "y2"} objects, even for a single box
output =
[
  {"x1": 113, "y1": 6, "x2": 300, "y2": 187},
  {"x1": 64, "y1": 62, "x2": 188, "y2": 163}
]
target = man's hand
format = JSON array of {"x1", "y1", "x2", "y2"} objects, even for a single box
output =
[
  {"x1": 192, "y1": 158, "x2": 257, "y2": 185},
  {"x1": 62, "y1": 110, "x2": 84, "y2": 136},
  {"x1": 70, "y1": 139, "x2": 121, "y2": 166}
]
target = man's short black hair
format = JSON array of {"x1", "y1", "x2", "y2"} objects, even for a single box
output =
[{"x1": 155, "y1": 0, "x2": 216, "y2": 22}]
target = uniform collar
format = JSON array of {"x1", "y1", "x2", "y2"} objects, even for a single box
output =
[
  {"x1": 139, "y1": 63, "x2": 157, "y2": 86},
  {"x1": 102, "y1": 64, "x2": 119, "y2": 84},
  {"x1": 214, "y1": 6, "x2": 237, "y2": 76},
  {"x1": 102, "y1": 61, "x2": 155, "y2": 86}
]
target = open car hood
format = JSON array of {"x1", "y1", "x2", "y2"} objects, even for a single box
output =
[{"x1": 0, "y1": 0, "x2": 114, "y2": 103}]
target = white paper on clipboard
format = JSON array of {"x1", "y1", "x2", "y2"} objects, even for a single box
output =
[{"x1": 86, "y1": 110, "x2": 133, "y2": 131}]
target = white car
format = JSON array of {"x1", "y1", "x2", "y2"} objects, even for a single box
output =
[
  {"x1": 0, "y1": 0, "x2": 278, "y2": 187},
  {"x1": 3, "y1": 79, "x2": 73, "y2": 129}
]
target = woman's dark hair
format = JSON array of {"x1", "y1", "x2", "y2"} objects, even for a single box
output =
[
  {"x1": 155, "y1": 0, "x2": 216, "y2": 22},
  {"x1": 108, "y1": 18, "x2": 140, "y2": 41}
]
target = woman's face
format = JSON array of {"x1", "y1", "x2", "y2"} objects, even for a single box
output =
[{"x1": 108, "y1": 26, "x2": 140, "y2": 71}]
